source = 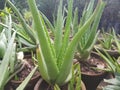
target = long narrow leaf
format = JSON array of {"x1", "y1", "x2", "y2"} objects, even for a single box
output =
[
  {"x1": 0, "y1": 32, "x2": 16, "y2": 89},
  {"x1": 27, "y1": 0, "x2": 59, "y2": 82},
  {"x1": 96, "y1": 49, "x2": 116, "y2": 72},
  {"x1": 84, "y1": 0, "x2": 106, "y2": 49},
  {"x1": 7, "y1": 0, "x2": 36, "y2": 43},
  {"x1": 56, "y1": 0, "x2": 105, "y2": 85},
  {"x1": 54, "y1": 0, "x2": 63, "y2": 58},
  {"x1": 40, "y1": 11, "x2": 55, "y2": 33},
  {"x1": 16, "y1": 66, "x2": 38, "y2": 90},
  {"x1": 57, "y1": 0, "x2": 73, "y2": 69},
  {"x1": 36, "y1": 47, "x2": 50, "y2": 83}
]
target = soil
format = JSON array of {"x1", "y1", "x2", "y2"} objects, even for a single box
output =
[
  {"x1": 75, "y1": 52, "x2": 108, "y2": 90},
  {"x1": 14, "y1": 56, "x2": 39, "y2": 81},
  {"x1": 80, "y1": 55, "x2": 107, "y2": 75},
  {"x1": 5, "y1": 55, "x2": 40, "y2": 90}
]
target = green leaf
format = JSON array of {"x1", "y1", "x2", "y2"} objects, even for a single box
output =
[
  {"x1": 40, "y1": 11, "x2": 55, "y2": 33},
  {"x1": 27, "y1": 0, "x2": 59, "y2": 82},
  {"x1": 7, "y1": 0, "x2": 36, "y2": 43},
  {"x1": 72, "y1": 8, "x2": 78, "y2": 35},
  {"x1": 54, "y1": 0, "x2": 63, "y2": 58},
  {"x1": 56, "y1": 0, "x2": 105, "y2": 84},
  {"x1": 36, "y1": 47, "x2": 50, "y2": 83},
  {"x1": 54, "y1": 84, "x2": 61, "y2": 90},
  {"x1": 78, "y1": 0, "x2": 106, "y2": 61},
  {"x1": 57, "y1": 0, "x2": 73, "y2": 69},
  {"x1": 16, "y1": 66, "x2": 38, "y2": 90},
  {"x1": 0, "y1": 32, "x2": 16, "y2": 89}
]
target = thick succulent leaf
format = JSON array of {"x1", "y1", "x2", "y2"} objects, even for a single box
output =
[
  {"x1": 6, "y1": 14, "x2": 12, "y2": 41},
  {"x1": 85, "y1": 31, "x2": 99, "y2": 52},
  {"x1": 9, "y1": 43, "x2": 16, "y2": 73},
  {"x1": 36, "y1": 46, "x2": 50, "y2": 83},
  {"x1": 7, "y1": 0, "x2": 36, "y2": 43},
  {"x1": 84, "y1": 0, "x2": 106, "y2": 50},
  {"x1": 114, "y1": 30, "x2": 120, "y2": 53},
  {"x1": 96, "y1": 49, "x2": 116, "y2": 72},
  {"x1": 72, "y1": 8, "x2": 78, "y2": 35},
  {"x1": 13, "y1": 23, "x2": 36, "y2": 45},
  {"x1": 68, "y1": 63, "x2": 81, "y2": 90},
  {"x1": 56, "y1": 0, "x2": 105, "y2": 85},
  {"x1": 57, "y1": 0, "x2": 73, "y2": 69},
  {"x1": 54, "y1": 0, "x2": 63, "y2": 58},
  {"x1": 0, "y1": 32, "x2": 16, "y2": 89},
  {"x1": 40, "y1": 11, "x2": 55, "y2": 33},
  {"x1": 27, "y1": 0, "x2": 59, "y2": 82}
]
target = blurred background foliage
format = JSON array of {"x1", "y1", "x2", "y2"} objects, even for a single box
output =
[{"x1": 0, "y1": 0, "x2": 120, "y2": 33}]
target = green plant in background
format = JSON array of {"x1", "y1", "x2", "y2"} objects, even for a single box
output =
[
  {"x1": 96, "y1": 48, "x2": 120, "y2": 90},
  {"x1": 0, "y1": 13, "x2": 17, "y2": 89},
  {"x1": 16, "y1": 65, "x2": 38, "y2": 90},
  {"x1": 96, "y1": 31, "x2": 120, "y2": 90},
  {"x1": 0, "y1": 7, "x2": 14, "y2": 58},
  {"x1": 53, "y1": 62, "x2": 82, "y2": 90},
  {"x1": 0, "y1": 10, "x2": 28, "y2": 89},
  {"x1": 68, "y1": 62, "x2": 82, "y2": 90},
  {"x1": 7, "y1": 0, "x2": 105, "y2": 87},
  {"x1": 73, "y1": 0, "x2": 106, "y2": 61},
  {"x1": 114, "y1": 29, "x2": 120, "y2": 53},
  {"x1": 96, "y1": 30, "x2": 115, "y2": 50},
  {"x1": 0, "y1": 32, "x2": 16, "y2": 90}
]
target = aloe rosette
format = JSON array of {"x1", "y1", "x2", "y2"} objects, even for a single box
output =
[{"x1": 7, "y1": 0, "x2": 106, "y2": 86}]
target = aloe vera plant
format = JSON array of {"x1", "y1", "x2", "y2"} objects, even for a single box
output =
[
  {"x1": 7, "y1": 0, "x2": 105, "y2": 86},
  {"x1": 98, "y1": 31, "x2": 114, "y2": 50},
  {"x1": 96, "y1": 43, "x2": 120, "y2": 90},
  {"x1": 0, "y1": 11, "x2": 18, "y2": 89},
  {"x1": 0, "y1": 27, "x2": 16, "y2": 90},
  {"x1": 0, "y1": 32, "x2": 16, "y2": 90},
  {"x1": 73, "y1": 0, "x2": 106, "y2": 61}
]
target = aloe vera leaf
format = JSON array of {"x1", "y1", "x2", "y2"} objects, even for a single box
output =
[
  {"x1": 27, "y1": 0, "x2": 58, "y2": 82},
  {"x1": 73, "y1": 8, "x2": 78, "y2": 35},
  {"x1": 84, "y1": 0, "x2": 95, "y2": 22},
  {"x1": 36, "y1": 47, "x2": 50, "y2": 83},
  {"x1": 96, "y1": 49, "x2": 116, "y2": 72},
  {"x1": 57, "y1": 0, "x2": 73, "y2": 68},
  {"x1": 7, "y1": 14, "x2": 12, "y2": 41},
  {"x1": 84, "y1": 1, "x2": 106, "y2": 50},
  {"x1": 62, "y1": 0, "x2": 73, "y2": 49},
  {"x1": 9, "y1": 43, "x2": 16, "y2": 73},
  {"x1": 16, "y1": 66, "x2": 38, "y2": 90},
  {"x1": 7, "y1": 0, "x2": 36, "y2": 43},
  {"x1": 56, "y1": 0, "x2": 105, "y2": 85},
  {"x1": 0, "y1": 32, "x2": 16, "y2": 89},
  {"x1": 13, "y1": 23, "x2": 35, "y2": 45},
  {"x1": 40, "y1": 11, "x2": 55, "y2": 33},
  {"x1": 86, "y1": 31, "x2": 100, "y2": 52},
  {"x1": 54, "y1": 0, "x2": 63, "y2": 58},
  {"x1": 78, "y1": 0, "x2": 95, "y2": 48},
  {"x1": 114, "y1": 30, "x2": 120, "y2": 53}
]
